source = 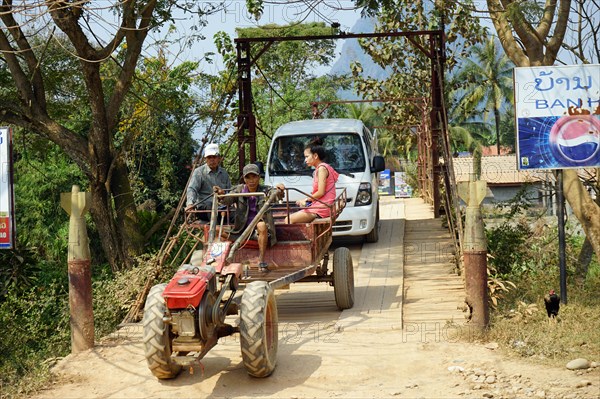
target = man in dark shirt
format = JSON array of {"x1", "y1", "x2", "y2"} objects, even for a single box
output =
[{"x1": 216, "y1": 164, "x2": 284, "y2": 270}]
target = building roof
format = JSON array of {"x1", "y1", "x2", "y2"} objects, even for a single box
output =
[{"x1": 452, "y1": 155, "x2": 548, "y2": 185}]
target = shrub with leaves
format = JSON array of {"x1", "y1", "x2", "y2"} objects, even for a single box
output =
[
  {"x1": 486, "y1": 219, "x2": 532, "y2": 276},
  {"x1": 487, "y1": 264, "x2": 517, "y2": 308},
  {"x1": 485, "y1": 208, "x2": 599, "y2": 363},
  {"x1": 0, "y1": 244, "x2": 41, "y2": 298},
  {"x1": 0, "y1": 282, "x2": 70, "y2": 397},
  {"x1": 505, "y1": 301, "x2": 539, "y2": 322},
  {"x1": 485, "y1": 186, "x2": 541, "y2": 276},
  {"x1": 92, "y1": 255, "x2": 158, "y2": 336}
]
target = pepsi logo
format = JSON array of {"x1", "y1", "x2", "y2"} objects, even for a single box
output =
[{"x1": 549, "y1": 115, "x2": 600, "y2": 165}]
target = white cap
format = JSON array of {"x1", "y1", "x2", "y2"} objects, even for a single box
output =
[{"x1": 204, "y1": 143, "x2": 220, "y2": 157}]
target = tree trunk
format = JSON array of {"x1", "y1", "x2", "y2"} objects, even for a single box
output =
[
  {"x1": 575, "y1": 237, "x2": 593, "y2": 284},
  {"x1": 89, "y1": 179, "x2": 130, "y2": 272},
  {"x1": 111, "y1": 156, "x2": 144, "y2": 258},
  {"x1": 493, "y1": 107, "x2": 501, "y2": 155},
  {"x1": 561, "y1": 169, "x2": 600, "y2": 261},
  {"x1": 86, "y1": 149, "x2": 144, "y2": 272}
]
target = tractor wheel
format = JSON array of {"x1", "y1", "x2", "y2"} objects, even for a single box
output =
[
  {"x1": 240, "y1": 281, "x2": 278, "y2": 377},
  {"x1": 142, "y1": 283, "x2": 181, "y2": 379},
  {"x1": 333, "y1": 247, "x2": 354, "y2": 310},
  {"x1": 365, "y1": 203, "x2": 380, "y2": 243}
]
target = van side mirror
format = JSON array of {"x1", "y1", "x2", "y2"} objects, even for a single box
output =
[{"x1": 371, "y1": 156, "x2": 385, "y2": 173}]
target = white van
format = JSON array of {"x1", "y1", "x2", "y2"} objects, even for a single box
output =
[{"x1": 263, "y1": 118, "x2": 385, "y2": 242}]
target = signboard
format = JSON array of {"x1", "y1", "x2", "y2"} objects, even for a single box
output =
[
  {"x1": 378, "y1": 169, "x2": 391, "y2": 195},
  {"x1": 0, "y1": 127, "x2": 15, "y2": 249},
  {"x1": 394, "y1": 172, "x2": 412, "y2": 198},
  {"x1": 514, "y1": 64, "x2": 600, "y2": 170}
]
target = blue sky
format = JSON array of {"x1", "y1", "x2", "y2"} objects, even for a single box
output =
[{"x1": 150, "y1": 1, "x2": 363, "y2": 75}]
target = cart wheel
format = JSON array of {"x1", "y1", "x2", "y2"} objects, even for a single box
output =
[
  {"x1": 333, "y1": 247, "x2": 354, "y2": 310},
  {"x1": 240, "y1": 281, "x2": 278, "y2": 377},
  {"x1": 142, "y1": 283, "x2": 181, "y2": 379},
  {"x1": 365, "y1": 203, "x2": 380, "y2": 243}
]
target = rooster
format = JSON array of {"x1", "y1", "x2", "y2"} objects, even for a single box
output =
[{"x1": 544, "y1": 290, "x2": 560, "y2": 321}]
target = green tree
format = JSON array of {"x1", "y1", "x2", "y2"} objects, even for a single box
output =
[
  {"x1": 118, "y1": 54, "x2": 200, "y2": 211},
  {"x1": 212, "y1": 23, "x2": 351, "y2": 171},
  {"x1": 448, "y1": 125, "x2": 484, "y2": 178},
  {"x1": 487, "y1": 0, "x2": 600, "y2": 267},
  {"x1": 0, "y1": 3, "x2": 211, "y2": 270},
  {"x1": 350, "y1": 1, "x2": 488, "y2": 158},
  {"x1": 452, "y1": 38, "x2": 514, "y2": 155},
  {"x1": 0, "y1": 3, "x2": 161, "y2": 270},
  {"x1": 345, "y1": 103, "x2": 381, "y2": 128}
]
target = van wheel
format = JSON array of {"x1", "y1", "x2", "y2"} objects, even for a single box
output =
[{"x1": 365, "y1": 204, "x2": 380, "y2": 243}]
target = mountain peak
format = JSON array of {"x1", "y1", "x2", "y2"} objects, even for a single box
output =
[{"x1": 329, "y1": 17, "x2": 391, "y2": 99}]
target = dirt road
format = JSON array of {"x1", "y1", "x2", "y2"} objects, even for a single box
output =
[{"x1": 34, "y1": 199, "x2": 599, "y2": 398}]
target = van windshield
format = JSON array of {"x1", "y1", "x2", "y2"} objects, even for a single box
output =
[{"x1": 268, "y1": 133, "x2": 365, "y2": 175}]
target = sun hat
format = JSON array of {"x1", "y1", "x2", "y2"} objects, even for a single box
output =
[
  {"x1": 242, "y1": 164, "x2": 260, "y2": 177},
  {"x1": 204, "y1": 143, "x2": 220, "y2": 157}
]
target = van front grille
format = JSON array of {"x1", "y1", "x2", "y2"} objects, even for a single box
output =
[{"x1": 333, "y1": 220, "x2": 352, "y2": 232}]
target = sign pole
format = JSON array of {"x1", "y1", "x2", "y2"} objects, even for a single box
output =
[{"x1": 556, "y1": 170, "x2": 568, "y2": 304}]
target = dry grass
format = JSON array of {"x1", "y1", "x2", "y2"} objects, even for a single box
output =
[
  {"x1": 486, "y1": 269, "x2": 600, "y2": 365},
  {"x1": 488, "y1": 301, "x2": 600, "y2": 363}
]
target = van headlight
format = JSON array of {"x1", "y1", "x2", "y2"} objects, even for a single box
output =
[{"x1": 355, "y1": 183, "x2": 372, "y2": 206}]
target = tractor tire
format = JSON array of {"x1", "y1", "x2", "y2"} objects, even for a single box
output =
[
  {"x1": 240, "y1": 281, "x2": 278, "y2": 377},
  {"x1": 333, "y1": 247, "x2": 354, "y2": 310},
  {"x1": 142, "y1": 283, "x2": 181, "y2": 379},
  {"x1": 365, "y1": 203, "x2": 380, "y2": 243}
]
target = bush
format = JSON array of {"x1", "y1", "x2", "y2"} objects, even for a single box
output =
[
  {"x1": 92, "y1": 255, "x2": 158, "y2": 336},
  {"x1": 486, "y1": 219, "x2": 532, "y2": 276},
  {"x1": 486, "y1": 220, "x2": 600, "y2": 363},
  {"x1": 0, "y1": 255, "x2": 160, "y2": 398},
  {"x1": 0, "y1": 282, "x2": 70, "y2": 397}
]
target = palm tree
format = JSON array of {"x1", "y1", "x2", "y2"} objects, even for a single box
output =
[
  {"x1": 448, "y1": 124, "x2": 484, "y2": 179},
  {"x1": 452, "y1": 38, "x2": 514, "y2": 155},
  {"x1": 345, "y1": 103, "x2": 381, "y2": 129}
]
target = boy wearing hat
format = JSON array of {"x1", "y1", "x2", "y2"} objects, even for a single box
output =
[
  {"x1": 215, "y1": 164, "x2": 284, "y2": 271},
  {"x1": 186, "y1": 143, "x2": 231, "y2": 220}
]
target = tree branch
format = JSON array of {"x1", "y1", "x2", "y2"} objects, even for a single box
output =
[
  {"x1": 487, "y1": 0, "x2": 529, "y2": 66},
  {"x1": 106, "y1": 0, "x2": 159, "y2": 132},
  {"x1": 535, "y1": 0, "x2": 557, "y2": 39},
  {"x1": 46, "y1": 0, "x2": 99, "y2": 62},
  {"x1": 0, "y1": 1, "x2": 47, "y2": 111},
  {"x1": 499, "y1": 0, "x2": 544, "y2": 61},
  {"x1": 544, "y1": 0, "x2": 572, "y2": 65},
  {"x1": 0, "y1": 30, "x2": 37, "y2": 114}
]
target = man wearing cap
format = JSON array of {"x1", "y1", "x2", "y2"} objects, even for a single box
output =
[
  {"x1": 215, "y1": 164, "x2": 284, "y2": 271},
  {"x1": 186, "y1": 143, "x2": 232, "y2": 220}
]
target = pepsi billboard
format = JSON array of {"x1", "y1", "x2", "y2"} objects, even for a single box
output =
[
  {"x1": 514, "y1": 64, "x2": 600, "y2": 170},
  {"x1": 0, "y1": 127, "x2": 15, "y2": 249}
]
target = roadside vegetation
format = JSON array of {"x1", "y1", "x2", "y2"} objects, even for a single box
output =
[{"x1": 484, "y1": 192, "x2": 600, "y2": 364}]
